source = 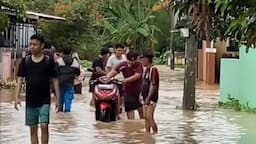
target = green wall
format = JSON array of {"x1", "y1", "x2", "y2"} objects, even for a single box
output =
[
  {"x1": 239, "y1": 46, "x2": 256, "y2": 107},
  {"x1": 220, "y1": 46, "x2": 256, "y2": 108},
  {"x1": 220, "y1": 59, "x2": 240, "y2": 102}
]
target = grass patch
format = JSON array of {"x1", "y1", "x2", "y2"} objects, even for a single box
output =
[{"x1": 219, "y1": 95, "x2": 256, "y2": 113}]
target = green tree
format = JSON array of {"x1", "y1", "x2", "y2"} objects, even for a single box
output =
[
  {"x1": 38, "y1": 0, "x2": 101, "y2": 60},
  {"x1": 215, "y1": 0, "x2": 256, "y2": 45},
  {"x1": 0, "y1": 12, "x2": 9, "y2": 32},
  {"x1": 173, "y1": 0, "x2": 256, "y2": 45},
  {"x1": 101, "y1": 0, "x2": 160, "y2": 52},
  {"x1": 174, "y1": 0, "x2": 212, "y2": 41},
  {"x1": 152, "y1": 7, "x2": 171, "y2": 53},
  {"x1": 172, "y1": 0, "x2": 211, "y2": 110},
  {"x1": 23, "y1": 0, "x2": 56, "y2": 13},
  {"x1": 0, "y1": 0, "x2": 26, "y2": 32}
]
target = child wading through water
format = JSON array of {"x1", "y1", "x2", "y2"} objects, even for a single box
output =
[
  {"x1": 141, "y1": 52, "x2": 159, "y2": 133},
  {"x1": 14, "y1": 34, "x2": 60, "y2": 144}
]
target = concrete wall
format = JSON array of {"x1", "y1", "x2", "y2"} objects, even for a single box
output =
[
  {"x1": 239, "y1": 46, "x2": 256, "y2": 107},
  {"x1": 220, "y1": 59, "x2": 240, "y2": 102},
  {"x1": 220, "y1": 46, "x2": 256, "y2": 108},
  {"x1": 1, "y1": 51, "x2": 12, "y2": 80}
]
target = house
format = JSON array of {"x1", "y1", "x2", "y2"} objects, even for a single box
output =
[{"x1": 0, "y1": 6, "x2": 65, "y2": 80}]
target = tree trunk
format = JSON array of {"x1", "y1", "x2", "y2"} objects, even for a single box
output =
[
  {"x1": 169, "y1": 6, "x2": 175, "y2": 70},
  {"x1": 183, "y1": 32, "x2": 197, "y2": 110}
]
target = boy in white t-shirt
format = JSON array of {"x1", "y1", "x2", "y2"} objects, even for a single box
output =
[
  {"x1": 106, "y1": 44, "x2": 126, "y2": 116},
  {"x1": 106, "y1": 43, "x2": 127, "y2": 72}
]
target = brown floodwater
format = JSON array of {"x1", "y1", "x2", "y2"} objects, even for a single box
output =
[{"x1": 0, "y1": 67, "x2": 252, "y2": 144}]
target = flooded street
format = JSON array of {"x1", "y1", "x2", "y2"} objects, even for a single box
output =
[{"x1": 0, "y1": 66, "x2": 254, "y2": 144}]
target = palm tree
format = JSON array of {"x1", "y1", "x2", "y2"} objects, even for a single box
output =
[
  {"x1": 173, "y1": 0, "x2": 212, "y2": 41},
  {"x1": 169, "y1": 0, "x2": 213, "y2": 110}
]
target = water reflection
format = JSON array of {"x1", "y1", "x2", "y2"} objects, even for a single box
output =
[
  {"x1": 0, "y1": 68, "x2": 251, "y2": 144},
  {"x1": 51, "y1": 113, "x2": 78, "y2": 134},
  {"x1": 181, "y1": 111, "x2": 197, "y2": 144}
]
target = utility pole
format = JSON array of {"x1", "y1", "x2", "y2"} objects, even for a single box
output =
[
  {"x1": 169, "y1": 5, "x2": 175, "y2": 70},
  {"x1": 183, "y1": 30, "x2": 197, "y2": 110}
]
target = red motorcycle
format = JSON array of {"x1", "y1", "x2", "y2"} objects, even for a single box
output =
[{"x1": 88, "y1": 69, "x2": 122, "y2": 122}]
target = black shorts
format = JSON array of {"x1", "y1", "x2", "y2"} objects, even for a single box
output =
[
  {"x1": 74, "y1": 83, "x2": 82, "y2": 94},
  {"x1": 89, "y1": 80, "x2": 95, "y2": 93},
  {"x1": 142, "y1": 95, "x2": 158, "y2": 103},
  {"x1": 89, "y1": 84, "x2": 94, "y2": 93},
  {"x1": 124, "y1": 93, "x2": 142, "y2": 112},
  {"x1": 117, "y1": 84, "x2": 123, "y2": 97}
]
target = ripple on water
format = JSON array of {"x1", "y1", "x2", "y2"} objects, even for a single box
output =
[{"x1": 0, "y1": 78, "x2": 244, "y2": 144}]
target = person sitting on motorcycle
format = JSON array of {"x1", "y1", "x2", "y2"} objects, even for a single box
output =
[
  {"x1": 89, "y1": 47, "x2": 110, "y2": 106},
  {"x1": 107, "y1": 51, "x2": 144, "y2": 120}
]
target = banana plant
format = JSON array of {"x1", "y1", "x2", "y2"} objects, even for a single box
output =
[{"x1": 101, "y1": 0, "x2": 160, "y2": 52}]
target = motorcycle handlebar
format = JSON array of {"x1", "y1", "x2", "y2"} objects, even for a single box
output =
[{"x1": 89, "y1": 76, "x2": 122, "y2": 86}]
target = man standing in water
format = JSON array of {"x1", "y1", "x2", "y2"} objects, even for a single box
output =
[
  {"x1": 14, "y1": 34, "x2": 60, "y2": 144},
  {"x1": 107, "y1": 51, "x2": 144, "y2": 119},
  {"x1": 141, "y1": 52, "x2": 159, "y2": 133}
]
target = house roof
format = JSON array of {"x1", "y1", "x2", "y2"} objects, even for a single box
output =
[
  {"x1": 26, "y1": 11, "x2": 65, "y2": 21},
  {"x1": 1, "y1": 6, "x2": 65, "y2": 21}
]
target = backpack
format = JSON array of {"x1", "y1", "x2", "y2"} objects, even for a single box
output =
[{"x1": 57, "y1": 56, "x2": 80, "y2": 86}]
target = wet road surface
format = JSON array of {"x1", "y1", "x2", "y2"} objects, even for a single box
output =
[{"x1": 0, "y1": 66, "x2": 253, "y2": 144}]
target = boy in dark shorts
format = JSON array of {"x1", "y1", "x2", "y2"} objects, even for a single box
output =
[
  {"x1": 14, "y1": 34, "x2": 60, "y2": 144},
  {"x1": 141, "y1": 52, "x2": 159, "y2": 133},
  {"x1": 107, "y1": 51, "x2": 144, "y2": 119}
]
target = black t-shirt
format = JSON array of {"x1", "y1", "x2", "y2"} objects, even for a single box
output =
[
  {"x1": 90, "y1": 57, "x2": 104, "y2": 80},
  {"x1": 18, "y1": 55, "x2": 57, "y2": 107}
]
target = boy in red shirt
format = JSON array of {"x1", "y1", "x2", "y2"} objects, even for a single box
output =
[
  {"x1": 141, "y1": 52, "x2": 159, "y2": 133},
  {"x1": 107, "y1": 51, "x2": 144, "y2": 119}
]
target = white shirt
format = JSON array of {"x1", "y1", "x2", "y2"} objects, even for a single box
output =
[{"x1": 106, "y1": 54, "x2": 127, "y2": 70}]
